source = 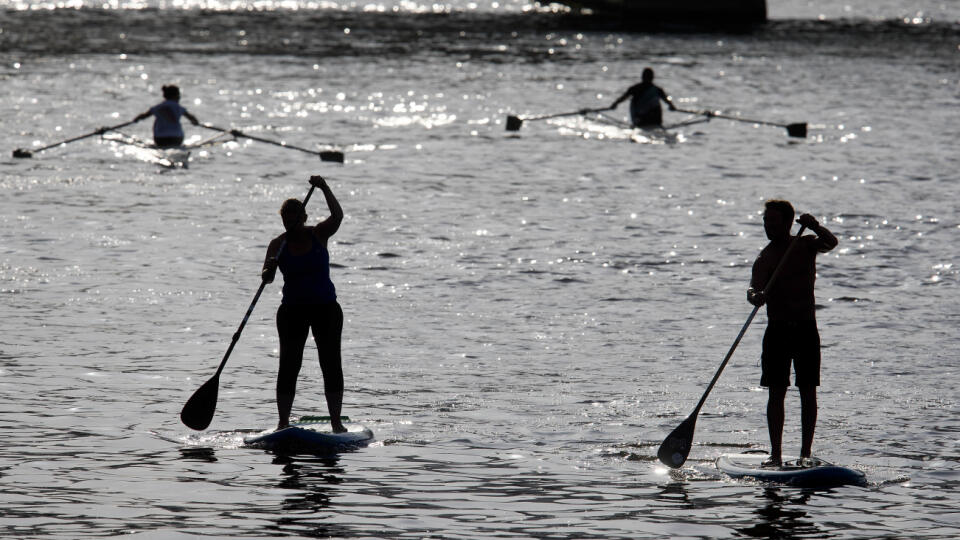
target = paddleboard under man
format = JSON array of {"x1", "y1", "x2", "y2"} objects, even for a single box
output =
[
  {"x1": 747, "y1": 200, "x2": 838, "y2": 468},
  {"x1": 261, "y1": 175, "x2": 347, "y2": 434},
  {"x1": 132, "y1": 85, "x2": 199, "y2": 148},
  {"x1": 609, "y1": 67, "x2": 677, "y2": 128}
]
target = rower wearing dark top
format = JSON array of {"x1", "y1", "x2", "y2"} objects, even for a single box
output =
[
  {"x1": 261, "y1": 175, "x2": 347, "y2": 434},
  {"x1": 747, "y1": 200, "x2": 838, "y2": 467},
  {"x1": 609, "y1": 67, "x2": 677, "y2": 128},
  {"x1": 133, "y1": 85, "x2": 199, "y2": 148}
]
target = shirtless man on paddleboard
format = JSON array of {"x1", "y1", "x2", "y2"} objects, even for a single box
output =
[{"x1": 747, "y1": 200, "x2": 837, "y2": 467}]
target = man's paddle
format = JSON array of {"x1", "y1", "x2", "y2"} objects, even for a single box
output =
[
  {"x1": 674, "y1": 107, "x2": 807, "y2": 138},
  {"x1": 657, "y1": 223, "x2": 808, "y2": 468},
  {"x1": 505, "y1": 107, "x2": 613, "y2": 131},
  {"x1": 200, "y1": 124, "x2": 345, "y2": 163},
  {"x1": 179, "y1": 184, "x2": 317, "y2": 431},
  {"x1": 12, "y1": 119, "x2": 139, "y2": 158}
]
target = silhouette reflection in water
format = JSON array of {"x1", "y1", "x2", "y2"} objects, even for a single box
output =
[
  {"x1": 265, "y1": 454, "x2": 355, "y2": 537},
  {"x1": 737, "y1": 488, "x2": 823, "y2": 539}
]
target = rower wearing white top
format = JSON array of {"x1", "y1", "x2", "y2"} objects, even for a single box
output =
[
  {"x1": 133, "y1": 85, "x2": 199, "y2": 148},
  {"x1": 609, "y1": 67, "x2": 677, "y2": 128}
]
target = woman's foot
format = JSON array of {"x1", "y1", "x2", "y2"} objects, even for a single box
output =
[
  {"x1": 332, "y1": 422, "x2": 347, "y2": 434},
  {"x1": 277, "y1": 420, "x2": 290, "y2": 431}
]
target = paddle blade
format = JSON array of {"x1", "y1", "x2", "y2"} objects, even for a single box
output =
[
  {"x1": 13, "y1": 149, "x2": 33, "y2": 158},
  {"x1": 180, "y1": 375, "x2": 220, "y2": 431},
  {"x1": 787, "y1": 123, "x2": 807, "y2": 138},
  {"x1": 505, "y1": 115, "x2": 523, "y2": 131},
  {"x1": 320, "y1": 151, "x2": 345, "y2": 163},
  {"x1": 657, "y1": 415, "x2": 697, "y2": 468}
]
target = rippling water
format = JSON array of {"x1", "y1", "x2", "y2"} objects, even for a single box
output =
[{"x1": 1, "y1": 0, "x2": 959, "y2": 538}]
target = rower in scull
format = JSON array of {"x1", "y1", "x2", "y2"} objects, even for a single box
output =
[
  {"x1": 609, "y1": 67, "x2": 677, "y2": 128},
  {"x1": 132, "y1": 85, "x2": 200, "y2": 148}
]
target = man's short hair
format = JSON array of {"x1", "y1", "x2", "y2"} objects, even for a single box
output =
[{"x1": 764, "y1": 199, "x2": 795, "y2": 224}]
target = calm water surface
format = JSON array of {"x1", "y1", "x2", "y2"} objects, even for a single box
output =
[{"x1": 1, "y1": 0, "x2": 958, "y2": 538}]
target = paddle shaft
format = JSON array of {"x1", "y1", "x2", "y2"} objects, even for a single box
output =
[
  {"x1": 14, "y1": 119, "x2": 139, "y2": 156},
  {"x1": 212, "y1": 279, "x2": 267, "y2": 379},
  {"x1": 687, "y1": 224, "x2": 808, "y2": 419},
  {"x1": 201, "y1": 124, "x2": 334, "y2": 158}
]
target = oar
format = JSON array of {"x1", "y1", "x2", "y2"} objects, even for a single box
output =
[
  {"x1": 657, "y1": 223, "x2": 808, "y2": 468},
  {"x1": 200, "y1": 124, "x2": 344, "y2": 163},
  {"x1": 12, "y1": 119, "x2": 139, "y2": 158},
  {"x1": 674, "y1": 108, "x2": 807, "y2": 138},
  {"x1": 180, "y1": 184, "x2": 317, "y2": 431},
  {"x1": 505, "y1": 107, "x2": 612, "y2": 131},
  {"x1": 591, "y1": 111, "x2": 634, "y2": 129}
]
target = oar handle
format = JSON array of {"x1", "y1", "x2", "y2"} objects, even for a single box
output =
[{"x1": 689, "y1": 224, "x2": 808, "y2": 417}]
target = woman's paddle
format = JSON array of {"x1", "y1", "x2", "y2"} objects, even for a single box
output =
[
  {"x1": 12, "y1": 119, "x2": 139, "y2": 158},
  {"x1": 656, "y1": 223, "x2": 807, "y2": 468},
  {"x1": 179, "y1": 184, "x2": 317, "y2": 431},
  {"x1": 674, "y1": 107, "x2": 807, "y2": 138},
  {"x1": 200, "y1": 124, "x2": 345, "y2": 163},
  {"x1": 505, "y1": 107, "x2": 612, "y2": 131}
]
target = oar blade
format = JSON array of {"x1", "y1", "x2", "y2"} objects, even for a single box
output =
[
  {"x1": 505, "y1": 115, "x2": 523, "y2": 131},
  {"x1": 320, "y1": 151, "x2": 345, "y2": 163},
  {"x1": 787, "y1": 123, "x2": 807, "y2": 138},
  {"x1": 180, "y1": 375, "x2": 220, "y2": 431},
  {"x1": 657, "y1": 415, "x2": 697, "y2": 468},
  {"x1": 12, "y1": 149, "x2": 33, "y2": 158}
]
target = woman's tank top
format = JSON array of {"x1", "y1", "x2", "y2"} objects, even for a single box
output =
[
  {"x1": 278, "y1": 237, "x2": 337, "y2": 305},
  {"x1": 149, "y1": 100, "x2": 186, "y2": 139}
]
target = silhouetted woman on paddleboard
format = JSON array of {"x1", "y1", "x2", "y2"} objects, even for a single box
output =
[
  {"x1": 132, "y1": 85, "x2": 199, "y2": 148},
  {"x1": 261, "y1": 175, "x2": 346, "y2": 433}
]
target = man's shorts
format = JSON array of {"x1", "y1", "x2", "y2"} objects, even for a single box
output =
[{"x1": 760, "y1": 320, "x2": 821, "y2": 388}]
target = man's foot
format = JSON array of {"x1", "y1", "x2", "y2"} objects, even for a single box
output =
[
  {"x1": 277, "y1": 421, "x2": 290, "y2": 431},
  {"x1": 332, "y1": 423, "x2": 347, "y2": 434},
  {"x1": 761, "y1": 456, "x2": 782, "y2": 468}
]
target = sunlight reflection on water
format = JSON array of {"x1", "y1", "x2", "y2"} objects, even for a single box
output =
[{"x1": 2, "y1": 1, "x2": 959, "y2": 537}]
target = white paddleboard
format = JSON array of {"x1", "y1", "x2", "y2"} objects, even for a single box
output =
[
  {"x1": 244, "y1": 419, "x2": 374, "y2": 453},
  {"x1": 717, "y1": 452, "x2": 866, "y2": 488}
]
